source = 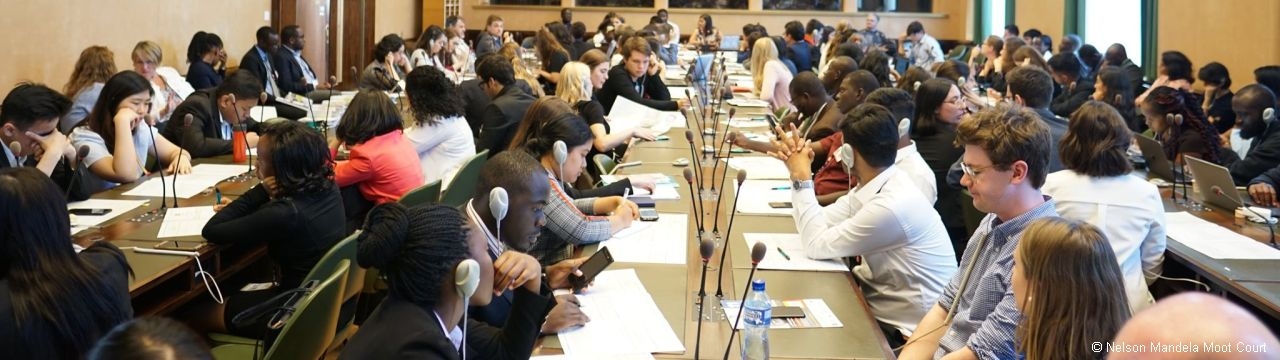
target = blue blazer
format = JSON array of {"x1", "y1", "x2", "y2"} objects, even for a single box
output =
[{"x1": 186, "y1": 61, "x2": 224, "y2": 90}]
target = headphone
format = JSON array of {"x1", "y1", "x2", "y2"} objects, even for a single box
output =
[
  {"x1": 1264, "y1": 107, "x2": 1276, "y2": 122},
  {"x1": 552, "y1": 140, "x2": 568, "y2": 186},
  {"x1": 454, "y1": 258, "x2": 480, "y2": 358},
  {"x1": 488, "y1": 187, "x2": 509, "y2": 245},
  {"x1": 898, "y1": 118, "x2": 912, "y2": 138},
  {"x1": 1166, "y1": 113, "x2": 1184, "y2": 126}
]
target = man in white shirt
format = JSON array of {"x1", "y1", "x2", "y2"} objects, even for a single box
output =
[
  {"x1": 658, "y1": 9, "x2": 679, "y2": 64},
  {"x1": 903, "y1": 21, "x2": 943, "y2": 70},
  {"x1": 771, "y1": 103, "x2": 957, "y2": 348}
]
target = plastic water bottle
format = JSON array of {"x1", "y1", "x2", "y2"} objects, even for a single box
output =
[{"x1": 741, "y1": 279, "x2": 771, "y2": 360}]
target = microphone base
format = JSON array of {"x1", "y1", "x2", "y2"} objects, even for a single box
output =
[
  {"x1": 130, "y1": 208, "x2": 167, "y2": 223},
  {"x1": 691, "y1": 291, "x2": 727, "y2": 322},
  {"x1": 701, "y1": 190, "x2": 720, "y2": 201}
]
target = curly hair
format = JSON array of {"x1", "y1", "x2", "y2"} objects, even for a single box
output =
[
  {"x1": 64, "y1": 46, "x2": 117, "y2": 97},
  {"x1": 859, "y1": 50, "x2": 893, "y2": 88},
  {"x1": 356, "y1": 203, "x2": 470, "y2": 308},
  {"x1": 1145, "y1": 86, "x2": 1223, "y2": 164},
  {"x1": 405, "y1": 66, "x2": 463, "y2": 127},
  {"x1": 257, "y1": 120, "x2": 334, "y2": 197}
]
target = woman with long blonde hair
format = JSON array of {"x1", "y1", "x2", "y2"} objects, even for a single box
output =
[
  {"x1": 499, "y1": 42, "x2": 545, "y2": 98},
  {"x1": 750, "y1": 38, "x2": 792, "y2": 110},
  {"x1": 556, "y1": 61, "x2": 654, "y2": 163},
  {"x1": 1013, "y1": 217, "x2": 1130, "y2": 360},
  {"x1": 62, "y1": 46, "x2": 117, "y2": 133}
]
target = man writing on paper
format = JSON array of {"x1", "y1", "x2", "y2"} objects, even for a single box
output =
[
  {"x1": 464, "y1": 151, "x2": 593, "y2": 335},
  {"x1": 769, "y1": 103, "x2": 956, "y2": 348}
]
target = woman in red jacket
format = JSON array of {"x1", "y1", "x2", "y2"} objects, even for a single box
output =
[{"x1": 334, "y1": 91, "x2": 425, "y2": 229}]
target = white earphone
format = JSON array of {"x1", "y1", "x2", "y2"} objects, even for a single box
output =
[
  {"x1": 552, "y1": 140, "x2": 568, "y2": 184},
  {"x1": 1264, "y1": 107, "x2": 1276, "y2": 122},
  {"x1": 488, "y1": 187, "x2": 508, "y2": 244},
  {"x1": 454, "y1": 258, "x2": 480, "y2": 358},
  {"x1": 1166, "y1": 113, "x2": 1184, "y2": 125},
  {"x1": 898, "y1": 118, "x2": 912, "y2": 137},
  {"x1": 836, "y1": 143, "x2": 854, "y2": 174}
]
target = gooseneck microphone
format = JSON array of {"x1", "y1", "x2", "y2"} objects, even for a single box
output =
[
  {"x1": 65, "y1": 145, "x2": 90, "y2": 199},
  {"x1": 684, "y1": 168, "x2": 705, "y2": 238},
  {"x1": 684, "y1": 130, "x2": 704, "y2": 190},
  {"x1": 715, "y1": 170, "x2": 748, "y2": 298},
  {"x1": 694, "y1": 239, "x2": 715, "y2": 360},
  {"x1": 684, "y1": 89, "x2": 698, "y2": 129},
  {"x1": 708, "y1": 107, "x2": 737, "y2": 195},
  {"x1": 723, "y1": 242, "x2": 769, "y2": 360},
  {"x1": 1211, "y1": 185, "x2": 1278, "y2": 248},
  {"x1": 171, "y1": 114, "x2": 193, "y2": 208},
  {"x1": 144, "y1": 114, "x2": 169, "y2": 213}
]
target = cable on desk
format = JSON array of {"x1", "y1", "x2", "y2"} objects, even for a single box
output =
[
  {"x1": 1156, "y1": 274, "x2": 1211, "y2": 292},
  {"x1": 121, "y1": 247, "x2": 225, "y2": 304}
]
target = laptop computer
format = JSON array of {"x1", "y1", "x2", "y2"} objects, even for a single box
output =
[
  {"x1": 1185, "y1": 155, "x2": 1252, "y2": 210},
  {"x1": 720, "y1": 35, "x2": 741, "y2": 51},
  {"x1": 1135, "y1": 134, "x2": 1188, "y2": 183}
]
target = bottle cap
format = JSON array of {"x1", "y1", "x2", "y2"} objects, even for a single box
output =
[{"x1": 752, "y1": 279, "x2": 765, "y2": 291}]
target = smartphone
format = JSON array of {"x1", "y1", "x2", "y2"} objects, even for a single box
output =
[
  {"x1": 639, "y1": 208, "x2": 659, "y2": 221},
  {"x1": 773, "y1": 306, "x2": 806, "y2": 319},
  {"x1": 70, "y1": 208, "x2": 112, "y2": 216},
  {"x1": 768, "y1": 202, "x2": 793, "y2": 209},
  {"x1": 571, "y1": 247, "x2": 615, "y2": 290},
  {"x1": 155, "y1": 240, "x2": 206, "y2": 252}
]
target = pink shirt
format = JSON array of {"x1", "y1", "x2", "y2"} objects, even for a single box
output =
[
  {"x1": 761, "y1": 59, "x2": 793, "y2": 110},
  {"x1": 335, "y1": 130, "x2": 425, "y2": 204}
]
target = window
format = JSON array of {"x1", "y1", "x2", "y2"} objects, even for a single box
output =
[
  {"x1": 669, "y1": 0, "x2": 747, "y2": 10},
  {"x1": 763, "y1": 0, "x2": 842, "y2": 11},
  {"x1": 858, "y1": 0, "x2": 933, "y2": 12},
  {"x1": 575, "y1": 0, "x2": 656, "y2": 7},
  {"x1": 986, "y1": 0, "x2": 1006, "y2": 38},
  {"x1": 1083, "y1": 0, "x2": 1142, "y2": 64}
]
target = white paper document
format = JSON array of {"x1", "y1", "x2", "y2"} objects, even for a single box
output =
[
  {"x1": 531, "y1": 355, "x2": 654, "y2": 360},
  {"x1": 191, "y1": 164, "x2": 250, "y2": 178},
  {"x1": 724, "y1": 157, "x2": 789, "y2": 180},
  {"x1": 599, "y1": 214, "x2": 688, "y2": 265},
  {"x1": 632, "y1": 184, "x2": 680, "y2": 200},
  {"x1": 720, "y1": 298, "x2": 844, "y2": 329},
  {"x1": 68, "y1": 199, "x2": 148, "y2": 234},
  {"x1": 734, "y1": 180, "x2": 794, "y2": 216},
  {"x1": 122, "y1": 165, "x2": 247, "y2": 199},
  {"x1": 156, "y1": 206, "x2": 217, "y2": 238},
  {"x1": 558, "y1": 269, "x2": 685, "y2": 355},
  {"x1": 669, "y1": 86, "x2": 691, "y2": 99},
  {"x1": 744, "y1": 233, "x2": 849, "y2": 272},
  {"x1": 607, "y1": 96, "x2": 684, "y2": 134},
  {"x1": 722, "y1": 117, "x2": 770, "y2": 128},
  {"x1": 1165, "y1": 212, "x2": 1280, "y2": 260},
  {"x1": 247, "y1": 106, "x2": 278, "y2": 122},
  {"x1": 727, "y1": 98, "x2": 770, "y2": 108}
]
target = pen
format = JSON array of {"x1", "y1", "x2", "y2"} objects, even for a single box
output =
[
  {"x1": 776, "y1": 247, "x2": 791, "y2": 261},
  {"x1": 215, "y1": 189, "x2": 222, "y2": 204},
  {"x1": 771, "y1": 186, "x2": 791, "y2": 190}
]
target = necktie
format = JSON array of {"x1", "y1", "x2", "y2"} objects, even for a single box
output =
[{"x1": 262, "y1": 51, "x2": 281, "y2": 97}]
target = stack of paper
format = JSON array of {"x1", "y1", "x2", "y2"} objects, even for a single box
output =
[
  {"x1": 601, "y1": 174, "x2": 681, "y2": 200},
  {"x1": 720, "y1": 298, "x2": 844, "y2": 329},
  {"x1": 599, "y1": 215, "x2": 688, "y2": 265},
  {"x1": 1165, "y1": 212, "x2": 1280, "y2": 260},
  {"x1": 743, "y1": 233, "x2": 849, "y2": 272},
  {"x1": 558, "y1": 269, "x2": 685, "y2": 355},
  {"x1": 68, "y1": 199, "x2": 148, "y2": 234},
  {"x1": 157, "y1": 206, "x2": 218, "y2": 238},
  {"x1": 724, "y1": 157, "x2": 789, "y2": 180},
  {"x1": 721, "y1": 117, "x2": 770, "y2": 128},
  {"x1": 607, "y1": 97, "x2": 681, "y2": 135},
  {"x1": 122, "y1": 165, "x2": 247, "y2": 198},
  {"x1": 733, "y1": 180, "x2": 793, "y2": 216}
]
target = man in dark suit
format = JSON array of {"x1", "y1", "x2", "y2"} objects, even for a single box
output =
[
  {"x1": 161, "y1": 71, "x2": 264, "y2": 158},
  {"x1": 274, "y1": 25, "x2": 333, "y2": 103},
  {"x1": 568, "y1": 21, "x2": 593, "y2": 61},
  {"x1": 239, "y1": 26, "x2": 306, "y2": 120},
  {"x1": 1047, "y1": 53, "x2": 1096, "y2": 117},
  {"x1": 475, "y1": 15, "x2": 509, "y2": 59},
  {"x1": 1105, "y1": 44, "x2": 1146, "y2": 97},
  {"x1": 597, "y1": 37, "x2": 687, "y2": 113},
  {"x1": 476, "y1": 54, "x2": 536, "y2": 156},
  {"x1": 0, "y1": 83, "x2": 86, "y2": 200}
]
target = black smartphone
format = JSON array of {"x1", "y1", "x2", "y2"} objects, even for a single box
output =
[
  {"x1": 639, "y1": 208, "x2": 659, "y2": 221},
  {"x1": 155, "y1": 241, "x2": 205, "y2": 252},
  {"x1": 69, "y1": 208, "x2": 112, "y2": 216},
  {"x1": 773, "y1": 306, "x2": 806, "y2": 319},
  {"x1": 571, "y1": 247, "x2": 615, "y2": 290},
  {"x1": 768, "y1": 202, "x2": 793, "y2": 209}
]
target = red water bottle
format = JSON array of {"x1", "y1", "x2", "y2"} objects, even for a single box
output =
[{"x1": 232, "y1": 127, "x2": 247, "y2": 163}]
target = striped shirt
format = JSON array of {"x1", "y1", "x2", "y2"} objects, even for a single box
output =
[
  {"x1": 935, "y1": 198, "x2": 1058, "y2": 359},
  {"x1": 528, "y1": 174, "x2": 612, "y2": 265}
]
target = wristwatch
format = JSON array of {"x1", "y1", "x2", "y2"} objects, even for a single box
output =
[{"x1": 792, "y1": 179, "x2": 814, "y2": 190}]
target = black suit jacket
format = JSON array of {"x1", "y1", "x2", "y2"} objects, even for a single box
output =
[
  {"x1": 597, "y1": 64, "x2": 676, "y2": 113},
  {"x1": 186, "y1": 60, "x2": 224, "y2": 90},
  {"x1": 1050, "y1": 78, "x2": 1096, "y2": 118},
  {"x1": 162, "y1": 90, "x2": 261, "y2": 158},
  {"x1": 477, "y1": 84, "x2": 537, "y2": 155},
  {"x1": 274, "y1": 47, "x2": 316, "y2": 96},
  {"x1": 1228, "y1": 124, "x2": 1280, "y2": 185},
  {"x1": 1, "y1": 144, "x2": 89, "y2": 201},
  {"x1": 240, "y1": 46, "x2": 277, "y2": 102},
  {"x1": 342, "y1": 289, "x2": 552, "y2": 360}
]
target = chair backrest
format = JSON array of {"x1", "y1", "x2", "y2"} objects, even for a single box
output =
[
  {"x1": 400, "y1": 179, "x2": 443, "y2": 207},
  {"x1": 302, "y1": 231, "x2": 363, "y2": 301},
  {"x1": 264, "y1": 262, "x2": 348, "y2": 360},
  {"x1": 592, "y1": 153, "x2": 617, "y2": 176},
  {"x1": 439, "y1": 150, "x2": 490, "y2": 207}
]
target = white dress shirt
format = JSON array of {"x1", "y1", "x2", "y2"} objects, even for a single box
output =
[
  {"x1": 895, "y1": 141, "x2": 937, "y2": 204},
  {"x1": 792, "y1": 166, "x2": 958, "y2": 334},
  {"x1": 1042, "y1": 170, "x2": 1167, "y2": 312},
  {"x1": 404, "y1": 114, "x2": 475, "y2": 189}
]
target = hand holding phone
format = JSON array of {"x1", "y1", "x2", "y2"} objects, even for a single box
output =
[
  {"x1": 569, "y1": 247, "x2": 615, "y2": 291},
  {"x1": 69, "y1": 208, "x2": 112, "y2": 216}
]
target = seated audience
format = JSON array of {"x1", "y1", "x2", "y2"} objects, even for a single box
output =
[
  {"x1": 934, "y1": 60, "x2": 979, "y2": 108},
  {"x1": 1137, "y1": 50, "x2": 1196, "y2": 106},
  {"x1": 475, "y1": 15, "x2": 508, "y2": 59},
  {"x1": 238, "y1": 26, "x2": 306, "y2": 120},
  {"x1": 973, "y1": 36, "x2": 1003, "y2": 83},
  {"x1": 333, "y1": 91, "x2": 424, "y2": 228},
  {"x1": 751, "y1": 37, "x2": 794, "y2": 111},
  {"x1": 507, "y1": 98, "x2": 638, "y2": 265},
  {"x1": 499, "y1": 42, "x2": 546, "y2": 98},
  {"x1": 162, "y1": 71, "x2": 263, "y2": 158},
  {"x1": 783, "y1": 21, "x2": 813, "y2": 71},
  {"x1": 557, "y1": 60, "x2": 654, "y2": 166},
  {"x1": 1142, "y1": 86, "x2": 1233, "y2": 166},
  {"x1": 858, "y1": 13, "x2": 887, "y2": 54},
  {"x1": 1078, "y1": 44, "x2": 1103, "y2": 79},
  {"x1": 476, "y1": 53, "x2": 537, "y2": 155},
  {"x1": 986, "y1": 37, "x2": 1026, "y2": 100},
  {"x1": 912, "y1": 78, "x2": 967, "y2": 254},
  {"x1": 70, "y1": 71, "x2": 192, "y2": 192},
  {"x1": 1110, "y1": 293, "x2": 1280, "y2": 360},
  {"x1": 820, "y1": 55, "x2": 859, "y2": 95},
  {"x1": 903, "y1": 21, "x2": 943, "y2": 70},
  {"x1": 859, "y1": 50, "x2": 893, "y2": 88},
  {"x1": 0, "y1": 167, "x2": 132, "y2": 359},
  {"x1": 569, "y1": 22, "x2": 592, "y2": 61},
  {"x1": 535, "y1": 23, "x2": 572, "y2": 95},
  {"x1": 276, "y1": 25, "x2": 332, "y2": 102},
  {"x1": 1104, "y1": 43, "x2": 1146, "y2": 96},
  {"x1": 1042, "y1": 101, "x2": 1166, "y2": 312},
  {"x1": 598, "y1": 37, "x2": 685, "y2": 113},
  {"x1": 900, "y1": 104, "x2": 1058, "y2": 360},
  {"x1": 896, "y1": 66, "x2": 933, "y2": 96},
  {"x1": 1198, "y1": 62, "x2": 1236, "y2": 134},
  {"x1": 1047, "y1": 53, "x2": 1096, "y2": 117},
  {"x1": 1226, "y1": 85, "x2": 1280, "y2": 185},
  {"x1": 785, "y1": 72, "x2": 841, "y2": 142},
  {"x1": 1257, "y1": 65, "x2": 1280, "y2": 94},
  {"x1": 199, "y1": 120, "x2": 345, "y2": 339},
  {"x1": 410, "y1": 25, "x2": 452, "y2": 75},
  {"x1": 446, "y1": 16, "x2": 473, "y2": 73},
  {"x1": 88, "y1": 317, "x2": 213, "y2": 360},
  {"x1": 358, "y1": 34, "x2": 412, "y2": 92},
  {"x1": 1, "y1": 83, "x2": 82, "y2": 198},
  {"x1": 863, "y1": 87, "x2": 938, "y2": 204},
  {"x1": 772, "y1": 104, "x2": 956, "y2": 347},
  {"x1": 133, "y1": 41, "x2": 194, "y2": 125},
  {"x1": 1000, "y1": 66, "x2": 1068, "y2": 172},
  {"x1": 403, "y1": 66, "x2": 475, "y2": 188},
  {"x1": 1093, "y1": 66, "x2": 1141, "y2": 132},
  {"x1": 185, "y1": 31, "x2": 227, "y2": 91},
  {"x1": 687, "y1": 14, "x2": 722, "y2": 51},
  {"x1": 340, "y1": 203, "x2": 550, "y2": 360},
  {"x1": 1013, "y1": 217, "x2": 1131, "y2": 360},
  {"x1": 62, "y1": 46, "x2": 117, "y2": 133}
]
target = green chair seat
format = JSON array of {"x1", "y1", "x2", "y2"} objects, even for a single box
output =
[
  {"x1": 439, "y1": 150, "x2": 490, "y2": 207},
  {"x1": 400, "y1": 179, "x2": 442, "y2": 207}
]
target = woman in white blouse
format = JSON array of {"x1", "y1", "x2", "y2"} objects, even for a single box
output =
[
  {"x1": 750, "y1": 38, "x2": 793, "y2": 111},
  {"x1": 410, "y1": 25, "x2": 458, "y2": 83},
  {"x1": 69, "y1": 71, "x2": 191, "y2": 193},
  {"x1": 402, "y1": 66, "x2": 474, "y2": 188},
  {"x1": 131, "y1": 41, "x2": 194, "y2": 126},
  {"x1": 1041, "y1": 101, "x2": 1166, "y2": 313}
]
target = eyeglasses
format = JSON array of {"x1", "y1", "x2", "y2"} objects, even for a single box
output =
[{"x1": 960, "y1": 162, "x2": 996, "y2": 178}]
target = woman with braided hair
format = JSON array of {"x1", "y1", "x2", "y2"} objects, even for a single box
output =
[{"x1": 1141, "y1": 86, "x2": 1237, "y2": 166}]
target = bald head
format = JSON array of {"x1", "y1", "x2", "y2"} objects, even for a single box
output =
[
  {"x1": 789, "y1": 72, "x2": 829, "y2": 115},
  {"x1": 822, "y1": 56, "x2": 859, "y2": 93},
  {"x1": 1237, "y1": 84, "x2": 1278, "y2": 112},
  {"x1": 1111, "y1": 293, "x2": 1279, "y2": 359}
]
